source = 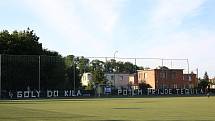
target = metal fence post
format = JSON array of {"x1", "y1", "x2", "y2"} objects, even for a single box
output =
[
  {"x1": 39, "y1": 56, "x2": 41, "y2": 91},
  {"x1": 73, "y1": 57, "x2": 76, "y2": 92},
  {"x1": 0, "y1": 54, "x2": 2, "y2": 99}
]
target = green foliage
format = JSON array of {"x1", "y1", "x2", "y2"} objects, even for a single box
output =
[
  {"x1": 138, "y1": 82, "x2": 152, "y2": 90},
  {"x1": 0, "y1": 28, "x2": 59, "y2": 56},
  {"x1": 0, "y1": 28, "x2": 42, "y2": 55},
  {"x1": 76, "y1": 56, "x2": 90, "y2": 74},
  {"x1": 90, "y1": 60, "x2": 105, "y2": 85},
  {"x1": 104, "y1": 59, "x2": 137, "y2": 74},
  {"x1": 198, "y1": 72, "x2": 210, "y2": 90},
  {"x1": 40, "y1": 56, "x2": 65, "y2": 90},
  {"x1": 0, "y1": 29, "x2": 64, "y2": 90},
  {"x1": 198, "y1": 80, "x2": 209, "y2": 90},
  {"x1": 203, "y1": 71, "x2": 209, "y2": 81},
  {"x1": 64, "y1": 55, "x2": 81, "y2": 89},
  {"x1": 1, "y1": 28, "x2": 144, "y2": 90},
  {"x1": 1, "y1": 55, "x2": 39, "y2": 90}
]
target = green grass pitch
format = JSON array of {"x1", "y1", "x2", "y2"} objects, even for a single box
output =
[{"x1": 0, "y1": 96, "x2": 214, "y2": 121}]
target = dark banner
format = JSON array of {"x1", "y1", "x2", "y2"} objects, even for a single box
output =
[{"x1": 0, "y1": 88, "x2": 207, "y2": 99}]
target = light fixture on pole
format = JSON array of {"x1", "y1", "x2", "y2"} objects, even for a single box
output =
[{"x1": 114, "y1": 50, "x2": 118, "y2": 60}]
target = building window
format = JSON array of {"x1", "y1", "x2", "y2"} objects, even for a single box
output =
[
  {"x1": 173, "y1": 84, "x2": 177, "y2": 89},
  {"x1": 188, "y1": 76, "x2": 191, "y2": 81},
  {"x1": 144, "y1": 73, "x2": 148, "y2": 79},
  {"x1": 160, "y1": 72, "x2": 166, "y2": 79},
  {"x1": 171, "y1": 72, "x2": 176, "y2": 80},
  {"x1": 120, "y1": 76, "x2": 123, "y2": 81}
]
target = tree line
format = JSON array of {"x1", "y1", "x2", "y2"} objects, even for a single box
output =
[
  {"x1": 0, "y1": 28, "x2": 139, "y2": 91},
  {"x1": 1, "y1": 28, "x2": 213, "y2": 91}
]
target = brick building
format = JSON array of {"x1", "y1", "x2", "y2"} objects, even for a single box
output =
[{"x1": 137, "y1": 67, "x2": 198, "y2": 89}]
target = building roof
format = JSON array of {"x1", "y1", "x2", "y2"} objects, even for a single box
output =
[
  {"x1": 137, "y1": 66, "x2": 184, "y2": 72},
  {"x1": 105, "y1": 73, "x2": 130, "y2": 75}
]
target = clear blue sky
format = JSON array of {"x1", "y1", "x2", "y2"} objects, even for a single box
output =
[{"x1": 0, "y1": 0, "x2": 214, "y2": 77}]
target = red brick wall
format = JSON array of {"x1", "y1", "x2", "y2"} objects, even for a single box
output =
[{"x1": 138, "y1": 69, "x2": 197, "y2": 89}]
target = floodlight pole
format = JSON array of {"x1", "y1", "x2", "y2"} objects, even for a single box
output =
[
  {"x1": 171, "y1": 60, "x2": 173, "y2": 68},
  {"x1": 187, "y1": 59, "x2": 189, "y2": 74},
  {"x1": 134, "y1": 58, "x2": 137, "y2": 72},
  {"x1": 114, "y1": 51, "x2": 118, "y2": 60},
  {"x1": 161, "y1": 59, "x2": 164, "y2": 67},
  {"x1": 113, "y1": 51, "x2": 118, "y2": 88}
]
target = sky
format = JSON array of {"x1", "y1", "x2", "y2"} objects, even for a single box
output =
[{"x1": 0, "y1": 0, "x2": 214, "y2": 77}]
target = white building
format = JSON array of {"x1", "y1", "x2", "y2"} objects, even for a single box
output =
[
  {"x1": 105, "y1": 73, "x2": 130, "y2": 89},
  {"x1": 81, "y1": 73, "x2": 93, "y2": 86},
  {"x1": 209, "y1": 78, "x2": 215, "y2": 89},
  {"x1": 81, "y1": 72, "x2": 131, "y2": 89}
]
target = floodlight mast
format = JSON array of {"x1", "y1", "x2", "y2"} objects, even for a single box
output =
[{"x1": 113, "y1": 51, "x2": 118, "y2": 88}]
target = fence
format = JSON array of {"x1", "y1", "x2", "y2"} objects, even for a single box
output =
[{"x1": 0, "y1": 54, "x2": 189, "y2": 99}]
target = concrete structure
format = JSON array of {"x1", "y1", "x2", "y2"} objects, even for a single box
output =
[
  {"x1": 137, "y1": 67, "x2": 198, "y2": 89},
  {"x1": 105, "y1": 73, "x2": 130, "y2": 89},
  {"x1": 81, "y1": 73, "x2": 93, "y2": 86}
]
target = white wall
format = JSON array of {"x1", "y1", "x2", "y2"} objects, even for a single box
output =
[
  {"x1": 105, "y1": 73, "x2": 130, "y2": 89},
  {"x1": 81, "y1": 73, "x2": 92, "y2": 86}
]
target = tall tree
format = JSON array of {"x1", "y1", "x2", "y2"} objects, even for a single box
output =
[
  {"x1": 64, "y1": 55, "x2": 81, "y2": 89},
  {"x1": 104, "y1": 59, "x2": 116, "y2": 73},
  {"x1": 198, "y1": 72, "x2": 210, "y2": 90},
  {"x1": 90, "y1": 60, "x2": 105, "y2": 85},
  {"x1": 0, "y1": 28, "x2": 60, "y2": 56},
  {"x1": 0, "y1": 28, "x2": 42, "y2": 55},
  {"x1": 104, "y1": 60, "x2": 137, "y2": 74},
  {"x1": 203, "y1": 72, "x2": 209, "y2": 81},
  {"x1": 76, "y1": 56, "x2": 90, "y2": 74},
  {"x1": 0, "y1": 28, "x2": 64, "y2": 90}
]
